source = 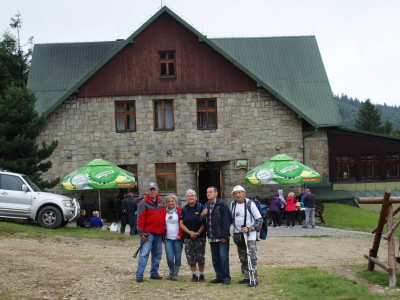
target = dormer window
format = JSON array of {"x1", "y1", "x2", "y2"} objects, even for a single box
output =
[{"x1": 160, "y1": 51, "x2": 175, "y2": 78}]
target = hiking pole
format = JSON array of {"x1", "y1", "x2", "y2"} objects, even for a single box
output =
[
  {"x1": 132, "y1": 241, "x2": 144, "y2": 258},
  {"x1": 243, "y1": 233, "x2": 256, "y2": 287}
]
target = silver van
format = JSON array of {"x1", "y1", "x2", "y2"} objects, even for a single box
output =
[{"x1": 0, "y1": 168, "x2": 79, "y2": 229}]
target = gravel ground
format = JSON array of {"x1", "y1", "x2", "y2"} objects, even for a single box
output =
[{"x1": 0, "y1": 223, "x2": 398, "y2": 300}]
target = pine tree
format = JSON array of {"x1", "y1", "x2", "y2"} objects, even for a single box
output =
[
  {"x1": 0, "y1": 85, "x2": 60, "y2": 189},
  {"x1": 354, "y1": 99, "x2": 382, "y2": 133},
  {"x1": 0, "y1": 13, "x2": 59, "y2": 189}
]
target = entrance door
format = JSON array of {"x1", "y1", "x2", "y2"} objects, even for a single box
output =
[{"x1": 196, "y1": 162, "x2": 222, "y2": 204}]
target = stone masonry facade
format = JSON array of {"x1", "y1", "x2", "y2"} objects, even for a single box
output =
[{"x1": 37, "y1": 88, "x2": 328, "y2": 208}]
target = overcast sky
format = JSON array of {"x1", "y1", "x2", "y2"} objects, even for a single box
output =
[{"x1": 2, "y1": 0, "x2": 399, "y2": 106}]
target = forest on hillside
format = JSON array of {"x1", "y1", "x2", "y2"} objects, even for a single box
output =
[{"x1": 334, "y1": 94, "x2": 400, "y2": 131}]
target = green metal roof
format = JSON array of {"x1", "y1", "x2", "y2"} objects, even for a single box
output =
[
  {"x1": 28, "y1": 41, "x2": 120, "y2": 115},
  {"x1": 350, "y1": 189, "x2": 400, "y2": 198},
  {"x1": 27, "y1": 6, "x2": 343, "y2": 127},
  {"x1": 332, "y1": 126, "x2": 400, "y2": 140},
  {"x1": 312, "y1": 189, "x2": 355, "y2": 201},
  {"x1": 211, "y1": 37, "x2": 342, "y2": 127}
]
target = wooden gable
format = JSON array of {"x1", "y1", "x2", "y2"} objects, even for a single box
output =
[{"x1": 78, "y1": 12, "x2": 256, "y2": 97}]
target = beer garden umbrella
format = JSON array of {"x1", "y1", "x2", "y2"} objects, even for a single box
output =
[
  {"x1": 245, "y1": 154, "x2": 321, "y2": 185},
  {"x1": 60, "y1": 159, "x2": 136, "y2": 216}
]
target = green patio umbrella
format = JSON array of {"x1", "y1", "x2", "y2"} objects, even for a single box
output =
[
  {"x1": 61, "y1": 159, "x2": 136, "y2": 216},
  {"x1": 245, "y1": 154, "x2": 321, "y2": 185}
]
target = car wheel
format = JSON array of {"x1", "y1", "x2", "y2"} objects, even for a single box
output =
[{"x1": 38, "y1": 206, "x2": 62, "y2": 229}]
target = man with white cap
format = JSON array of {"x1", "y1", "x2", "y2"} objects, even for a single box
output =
[
  {"x1": 230, "y1": 185, "x2": 262, "y2": 287},
  {"x1": 135, "y1": 182, "x2": 165, "y2": 282}
]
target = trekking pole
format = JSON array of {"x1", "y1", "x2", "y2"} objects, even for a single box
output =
[
  {"x1": 132, "y1": 241, "x2": 144, "y2": 258},
  {"x1": 243, "y1": 233, "x2": 256, "y2": 287}
]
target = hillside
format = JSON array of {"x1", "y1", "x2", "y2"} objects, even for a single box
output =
[{"x1": 334, "y1": 94, "x2": 400, "y2": 131}]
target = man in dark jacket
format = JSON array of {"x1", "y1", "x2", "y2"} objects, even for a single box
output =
[
  {"x1": 200, "y1": 186, "x2": 231, "y2": 284},
  {"x1": 302, "y1": 188, "x2": 316, "y2": 229},
  {"x1": 122, "y1": 192, "x2": 138, "y2": 235}
]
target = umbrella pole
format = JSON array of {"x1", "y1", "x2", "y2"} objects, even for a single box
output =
[{"x1": 98, "y1": 190, "x2": 101, "y2": 218}]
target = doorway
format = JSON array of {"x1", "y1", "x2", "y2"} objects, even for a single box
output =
[{"x1": 196, "y1": 162, "x2": 222, "y2": 204}]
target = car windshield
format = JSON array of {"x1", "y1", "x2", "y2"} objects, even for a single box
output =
[{"x1": 22, "y1": 175, "x2": 41, "y2": 192}]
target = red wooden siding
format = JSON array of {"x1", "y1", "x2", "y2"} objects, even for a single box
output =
[
  {"x1": 78, "y1": 12, "x2": 256, "y2": 97},
  {"x1": 327, "y1": 128, "x2": 400, "y2": 182}
]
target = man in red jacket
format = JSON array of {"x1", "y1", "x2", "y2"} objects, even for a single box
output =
[{"x1": 135, "y1": 182, "x2": 165, "y2": 282}]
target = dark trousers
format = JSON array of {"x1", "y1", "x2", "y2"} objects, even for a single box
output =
[
  {"x1": 286, "y1": 211, "x2": 295, "y2": 227},
  {"x1": 209, "y1": 241, "x2": 231, "y2": 282},
  {"x1": 270, "y1": 211, "x2": 281, "y2": 227}
]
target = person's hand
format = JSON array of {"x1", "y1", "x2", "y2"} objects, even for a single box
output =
[
  {"x1": 241, "y1": 227, "x2": 250, "y2": 233},
  {"x1": 189, "y1": 231, "x2": 197, "y2": 239},
  {"x1": 176, "y1": 236, "x2": 181, "y2": 240},
  {"x1": 140, "y1": 235, "x2": 148, "y2": 242},
  {"x1": 201, "y1": 208, "x2": 208, "y2": 217},
  {"x1": 221, "y1": 238, "x2": 228, "y2": 244}
]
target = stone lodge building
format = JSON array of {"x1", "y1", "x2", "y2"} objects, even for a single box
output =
[{"x1": 28, "y1": 6, "x2": 343, "y2": 208}]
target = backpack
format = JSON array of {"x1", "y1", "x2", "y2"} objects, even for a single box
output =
[{"x1": 231, "y1": 198, "x2": 259, "y2": 226}]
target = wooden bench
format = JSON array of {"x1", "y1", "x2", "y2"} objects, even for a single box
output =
[{"x1": 315, "y1": 201, "x2": 325, "y2": 225}]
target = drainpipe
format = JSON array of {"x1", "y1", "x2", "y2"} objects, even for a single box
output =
[{"x1": 302, "y1": 127, "x2": 318, "y2": 188}]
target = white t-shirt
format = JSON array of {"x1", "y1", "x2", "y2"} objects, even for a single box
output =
[
  {"x1": 231, "y1": 199, "x2": 262, "y2": 241},
  {"x1": 165, "y1": 211, "x2": 179, "y2": 240}
]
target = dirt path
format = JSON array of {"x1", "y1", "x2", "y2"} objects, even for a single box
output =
[{"x1": 0, "y1": 232, "x2": 395, "y2": 299}]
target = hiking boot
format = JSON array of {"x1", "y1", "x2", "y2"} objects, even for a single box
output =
[
  {"x1": 167, "y1": 273, "x2": 173, "y2": 280},
  {"x1": 248, "y1": 281, "x2": 258, "y2": 287},
  {"x1": 199, "y1": 274, "x2": 205, "y2": 282},
  {"x1": 302, "y1": 225, "x2": 308, "y2": 228},
  {"x1": 150, "y1": 275, "x2": 162, "y2": 280},
  {"x1": 239, "y1": 279, "x2": 250, "y2": 284},
  {"x1": 312, "y1": 225, "x2": 315, "y2": 228},
  {"x1": 223, "y1": 281, "x2": 231, "y2": 285},
  {"x1": 191, "y1": 274, "x2": 199, "y2": 282},
  {"x1": 136, "y1": 278, "x2": 143, "y2": 283},
  {"x1": 210, "y1": 278, "x2": 223, "y2": 284},
  {"x1": 172, "y1": 274, "x2": 178, "y2": 281}
]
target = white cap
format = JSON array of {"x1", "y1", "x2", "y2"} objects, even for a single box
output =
[{"x1": 231, "y1": 185, "x2": 245, "y2": 194}]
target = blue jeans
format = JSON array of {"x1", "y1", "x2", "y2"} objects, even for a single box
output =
[
  {"x1": 210, "y1": 241, "x2": 231, "y2": 282},
  {"x1": 136, "y1": 234, "x2": 162, "y2": 278},
  {"x1": 164, "y1": 239, "x2": 183, "y2": 269},
  {"x1": 305, "y1": 208, "x2": 315, "y2": 226}
]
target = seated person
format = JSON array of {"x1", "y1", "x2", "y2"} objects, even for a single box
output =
[
  {"x1": 76, "y1": 209, "x2": 88, "y2": 228},
  {"x1": 90, "y1": 211, "x2": 103, "y2": 228}
]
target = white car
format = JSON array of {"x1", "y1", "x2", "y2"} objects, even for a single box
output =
[{"x1": 0, "y1": 168, "x2": 79, "y2": 229}]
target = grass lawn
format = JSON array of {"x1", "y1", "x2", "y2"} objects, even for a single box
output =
[{"x1": 320, "y1": 203, "x2": 386, "y2": 233}]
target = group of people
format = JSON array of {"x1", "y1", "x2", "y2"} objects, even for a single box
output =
[
  {"x1": 135, "y1": 182, "x2": 263, "y2": 287},
  {"x1": 76, "y1": 209, "x2": 104, "y2": 228},
  {"x1": 268, "y1": 188, "x2": 317, "y2": 228}
]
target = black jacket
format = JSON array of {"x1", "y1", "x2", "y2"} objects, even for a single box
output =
[
  {"x1": 201, "y1": 197, "x2": 231, "y2": 240},
  {"x1": 122, "y1": 197, "x2": 138, "y2": 227}
]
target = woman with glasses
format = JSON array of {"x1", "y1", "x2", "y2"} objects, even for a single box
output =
[{"x1": 162, "y1": 194, "x2": 183, "y2": 281}]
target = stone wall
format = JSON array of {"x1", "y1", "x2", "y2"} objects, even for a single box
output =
[{"x1": 37, "y1": 88, "x2": 323, "y2": 208}]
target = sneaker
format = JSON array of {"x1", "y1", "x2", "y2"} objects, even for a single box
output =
[
  {"x1": 239, "y1": 279, "x2": 250, "y2": 284},
  {"x1": 191, "y1": 274, "x2": 199, "y2": 282},
  {"x1": 150, "y1": 275, "x2": 162, "y2": 280},
  {"x1": 199, "y1": 275, "x2": 205, "y2": 282},
  {"x1": 172, "y1": 274, "x2": 178, "y2": 281},
  {"x1": 312, "y1": 225, "x2": 315, "y2": 229},
  {"x1": 136, "y1": 278, "x2": 143, "y2": 283},
  {"x1": 302, "y1": 225, "x2": 308, "y2": 228},
  {"x1": 210, "y1": 278, "x2": 224, "y2": 284}
]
